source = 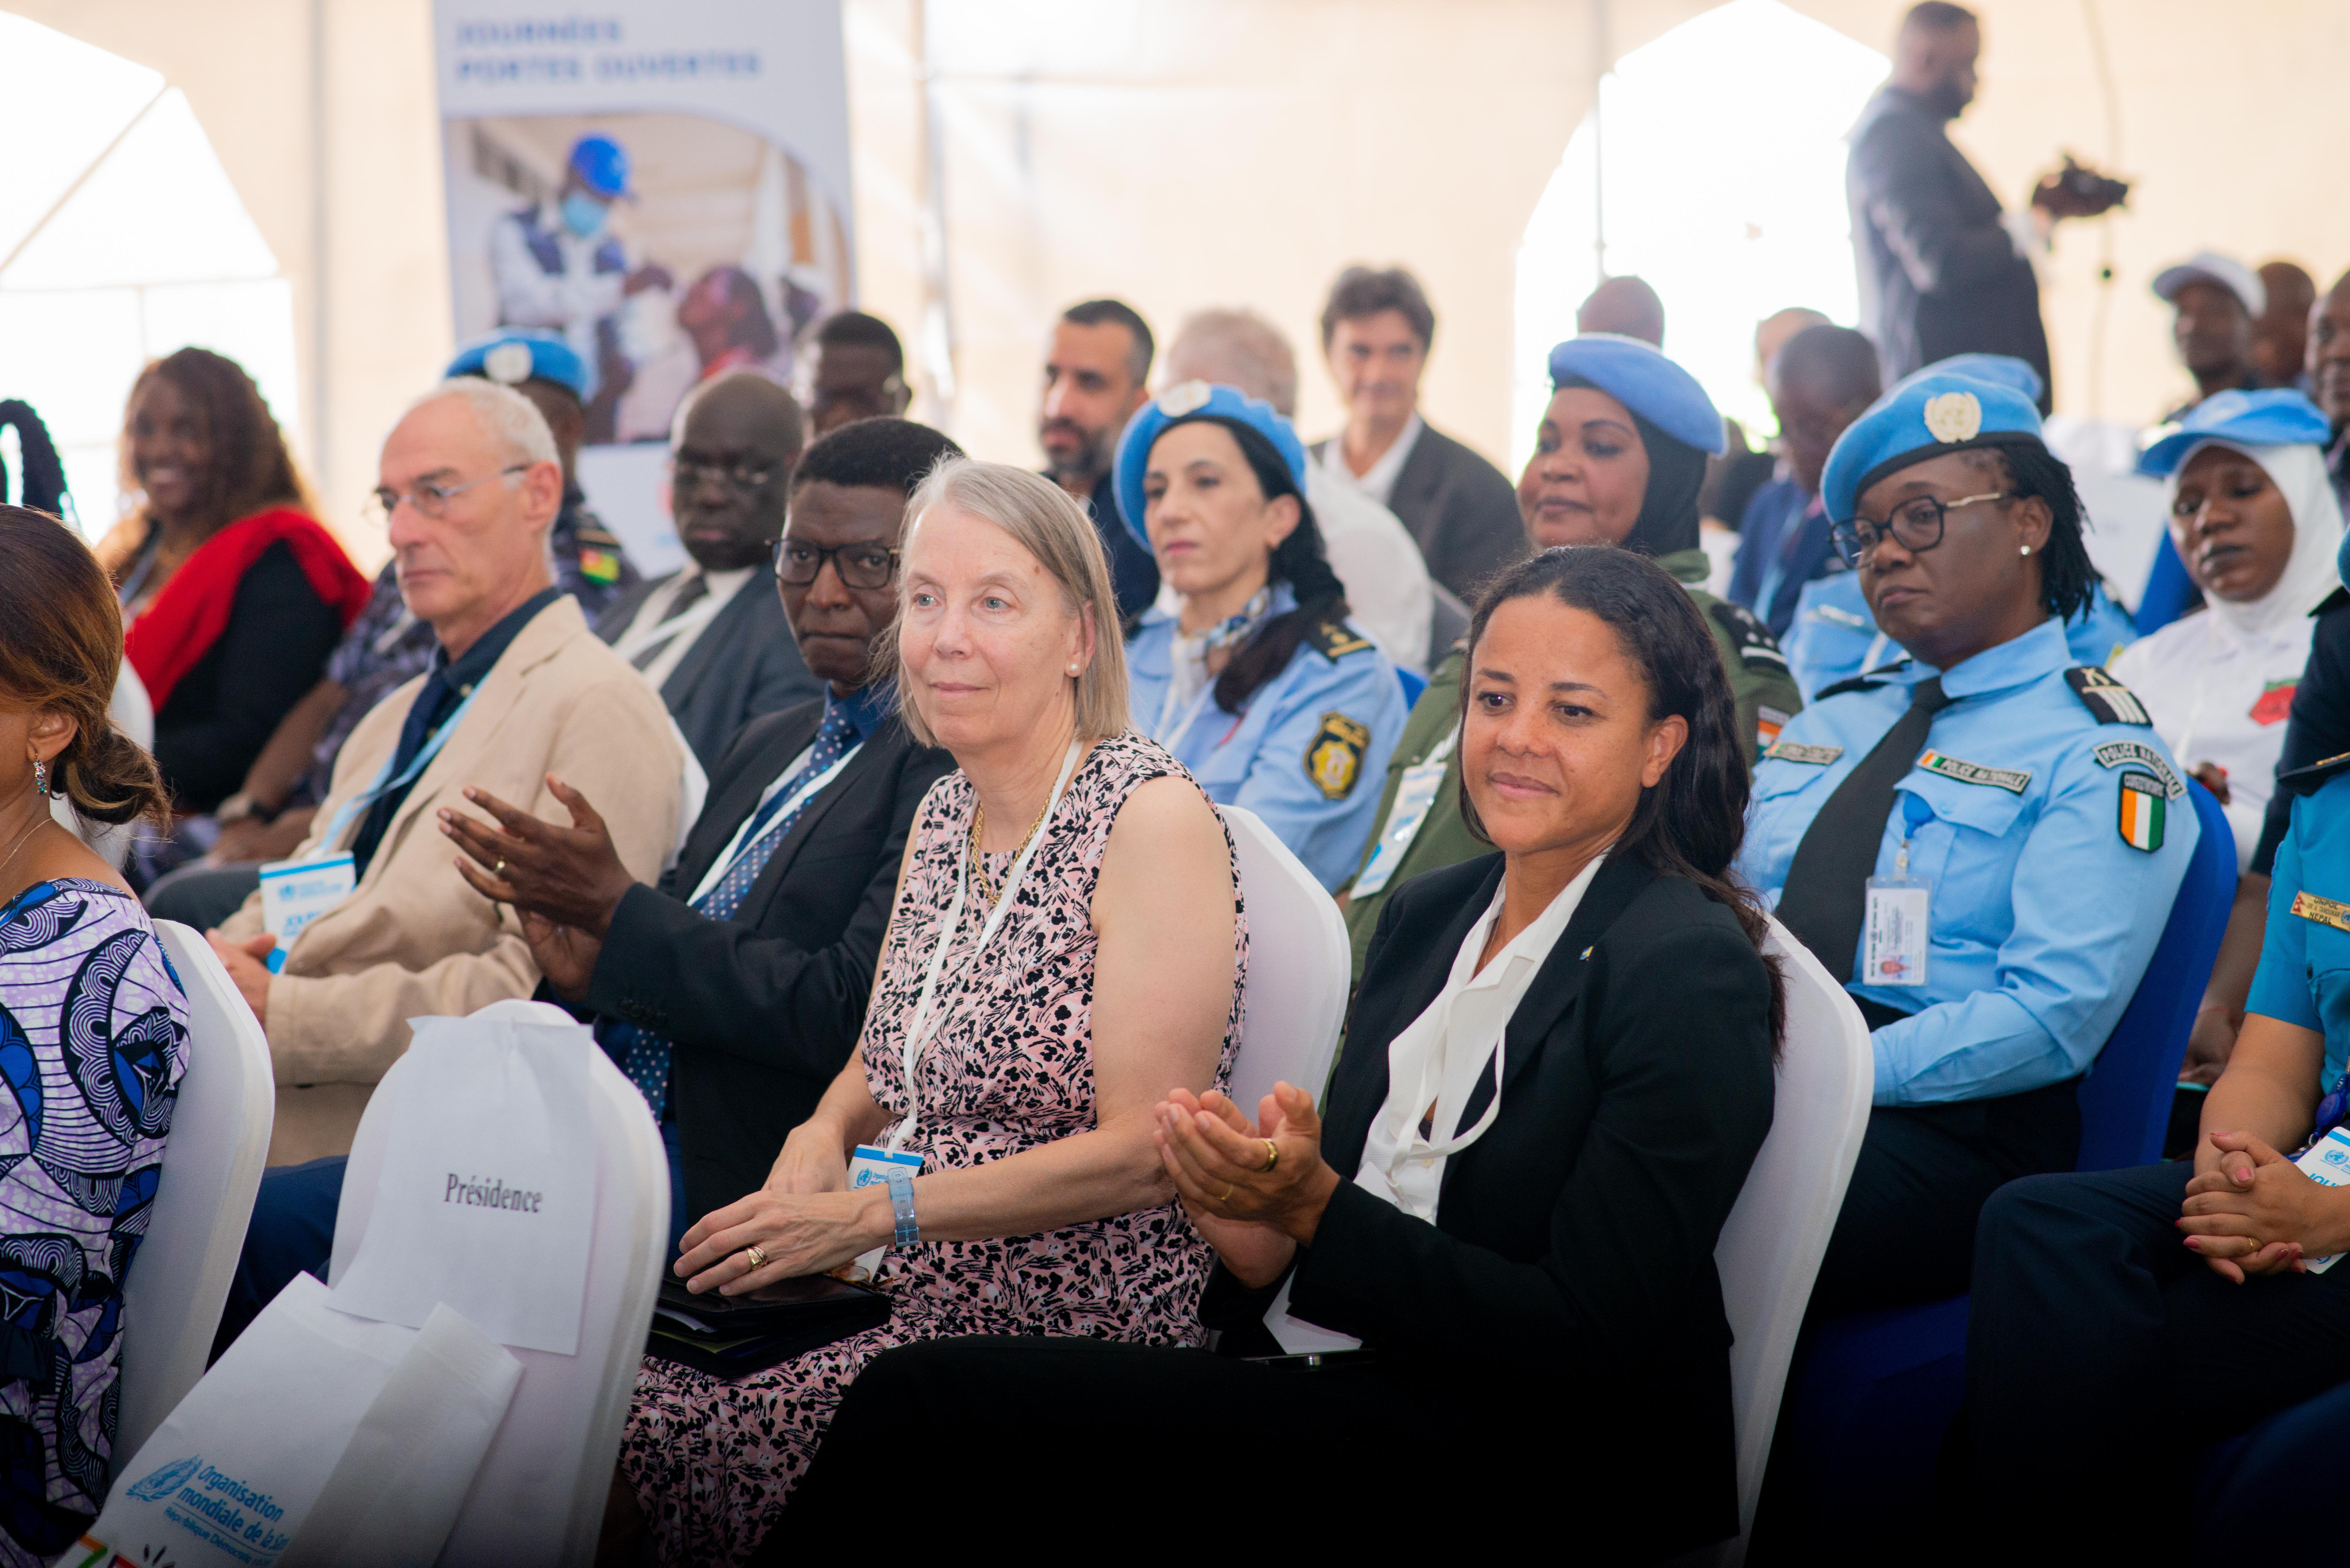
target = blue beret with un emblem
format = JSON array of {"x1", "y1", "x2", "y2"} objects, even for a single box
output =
[
  {"x1": 2137, "y1": 387, "x2": 2334, "y2": 477},
  {"x1": 1545, "y1": 334, "x2": 1727, "y2": 456},
  {"x1": 1113, "y1": 381, "x2": 1309, "y2": 548},
  {"x1": 1822, "y1": 371, "x2": 2047, "y2": 525},
  {"x1": 445, "y1": 330, "x2": 589, "y2": 400}
]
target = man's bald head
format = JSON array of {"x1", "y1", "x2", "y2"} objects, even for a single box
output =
[
  {"x1": 1893, "y1": 2, "x2": 1980, "y2": 118},
  {"x1": 672, "y1": 371, "x2": 807, "y2": 571},
  {"x1": 1769, "y1": 325, "x2": 1881, "y2": 495},
  {"x1": 1162, "y1": 308, "x2": 1300, "y2": 417},
  {"x1": 2254, "y1": 261, "x2": 2319, "y2": 387},
  {"x1": 2309, "y1": 269, "x2": 2350, "y2": 429},
  {"x1": 1576, "y1": 276, "x2": 1665, "y2": 347},
  {"x1": 1756, "y1": 307, "x2": 1832, "y2": 380}
]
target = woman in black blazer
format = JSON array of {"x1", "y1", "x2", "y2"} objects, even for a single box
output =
[{"x1": 782, "y1": 546, "x2": 1781, "y2": 1558}]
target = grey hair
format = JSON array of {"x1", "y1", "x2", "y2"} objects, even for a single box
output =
[
  {"x1": 1164, "y1": 308, "x2": 1300, "y2": 418},
  {"x1": 889, "y1": 457, "x2": 1130, "y2": 747},
  {"x1": 406, "y1": 378, "x2": 558, "y2": 469}
]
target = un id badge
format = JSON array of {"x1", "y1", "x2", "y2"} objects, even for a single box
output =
[
  {"x1": 257, "y1": 853, "x2": 355, "y2": 974},
  {"x1": 1862, "y1": 842, "x2": 1929, "y2": 988},
  {"x1": 2291, "y1": 1127, "x2": 2350, "y2": 1274}
]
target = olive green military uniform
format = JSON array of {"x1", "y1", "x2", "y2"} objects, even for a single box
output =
[{"x1": 1337, "y1": 548, "x2": 1800, "y2": 979}]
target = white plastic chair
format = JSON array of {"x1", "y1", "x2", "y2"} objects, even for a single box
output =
[
  {"x1": 1217, "y1": 804, "x2": 1351, "y2": 1114},
  {"x1": 328, "y1": 998, "x2": 667, "y2": 1565},
  {"x1": 119, "y1": 922, "x2": 277, "y2": 1460},
  {"x1": 1687, "y1": 916, "x2": 1875, "y2": 1567}
]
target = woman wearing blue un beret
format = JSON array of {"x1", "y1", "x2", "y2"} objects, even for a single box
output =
[
  {"x1": 1737, "y1": 369, "x2": 2198, "y2": 1322},
  {"x1": 1114, "y1": 382, "x2": 1406, "y2": 890}
]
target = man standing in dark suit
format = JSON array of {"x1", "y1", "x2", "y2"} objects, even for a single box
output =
[
  {"x1": 1847, "y1": 3, "x2": 2122, "y2": 404},
  {"x1": 597, "y1": 371, "x2": 822, "y2": 771},
  {"x1": 453, "y1": 418, "x2": 963, "y2": 1226},
  {"x1": 1311, "y1": 265, "x2": 1524, "y2": 603}
]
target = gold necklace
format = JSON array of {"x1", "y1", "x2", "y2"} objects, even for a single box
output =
[
  {"x1": 0, "y1": 809, "x2": 50, "y2": 889},
  {"x1": 967, "y1": 787, "x2": 1056, "y2": 905}
]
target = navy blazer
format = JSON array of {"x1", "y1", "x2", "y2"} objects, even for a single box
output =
[
  {"x1": 585, "y1": 700, "x2": 953, "y2": 1219},
  {"x1": 1208, "y1": 851, "x2": 1775, "y2": 1557},
  {"x1": 595, "y1": 562, "x2": 821, "y2": 772}
]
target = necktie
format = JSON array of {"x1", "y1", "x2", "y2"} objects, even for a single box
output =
[
  {"x1": 599, "y1": 701, "x2": 862, "y2": 1116},
  {"x1": 1776, "y1": 676, "x2": 1952, "y2": 984},
  {"x1": 628, "y1": 573, "x2": 710, "y2": 672}
]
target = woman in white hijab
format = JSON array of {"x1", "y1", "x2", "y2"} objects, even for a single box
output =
[{"x1": 2115, "y1": 390, "x2": 2343, "y2": 873}]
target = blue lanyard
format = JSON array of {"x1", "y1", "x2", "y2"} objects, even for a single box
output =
[{"x1": 318, "y1": 682, "x2": 485, "y2": 852}]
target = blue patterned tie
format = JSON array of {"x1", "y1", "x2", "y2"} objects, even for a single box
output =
[{"x1": 600, "y1": 701, "x2": 862, "y2": 1115}]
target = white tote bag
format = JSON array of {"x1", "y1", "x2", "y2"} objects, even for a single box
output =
[
  {"x1": 328, "y1": 1014, "x2": 599, "y2": 1354},
  {"x1": 78, "y1": 1275, "x2": 519, "y2": 1568}
]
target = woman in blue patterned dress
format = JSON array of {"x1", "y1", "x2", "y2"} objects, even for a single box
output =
[{"x1": 0, "y1": 506, "x2": 186, "y2": 1563}]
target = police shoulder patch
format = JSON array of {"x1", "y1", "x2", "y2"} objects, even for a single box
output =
[
  {"x1": 2117, "y1": 770, "x2": 2167, "y2": 852},
  {"x1": 1810, "y1": 601, "x2": 1871, "y2": 631},
  {"x1": 2091, "y1": 740, "x2": 2185, "y2": 800},
  {"x1": 1306, "y1": 619, "x2": 1375, "y2": 662},
  {"x1": 1306, "y1": 712, "x2": 1371, "y2": 800},
  {"x1": 2278, "y1": 751, "x2": 2350, "y2": 793},
  {"x1": 2065, "y1": 666, "x2": 2152, "y2": 726},
  {"x1": 1709, "y1": 600, "x2": 1790, "y2": 671}
]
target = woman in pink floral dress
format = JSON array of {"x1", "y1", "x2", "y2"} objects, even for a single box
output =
[{"x1": 614, "y1": 461, "x2": 1246, "y2": 1563}]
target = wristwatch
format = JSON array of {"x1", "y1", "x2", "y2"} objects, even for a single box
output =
[
  {"x1": 885, "y1": 1172, "x2": 919, "y2": 1249},
  {"x1": 214, "y1": 791, "x2": 280, "y2": 828}
]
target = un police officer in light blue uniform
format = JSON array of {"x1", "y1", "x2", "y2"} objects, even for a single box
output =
[
  {"x1": 1117, "y1": 381, "x2": 1405, "y2": 890},
  {"x1": 1738, "y1": 367, "x2": 2198, "y2": 1316},
  {"x1": 1782, "y1": 355, "x2": 2134, "y2": 702}
]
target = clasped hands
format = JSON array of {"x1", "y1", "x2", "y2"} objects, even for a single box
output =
[
  {"x1": 439, "y1": 773, "x2": 636, "y2": 999},
  {"x1": 1153, "y1": 1080, "x2": 1340, "y2": 1289},
  {"x1": 2180, "y1": 1129, "x2": 2350, "y2": 1283},
  {"x1": 671, "y1": 1121, "x2": 888, "y2": 1299}
]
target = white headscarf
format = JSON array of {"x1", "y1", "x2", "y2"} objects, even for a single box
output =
[{"x1": 2164, "y1": 438, "x2": 2344, "y2": 639}]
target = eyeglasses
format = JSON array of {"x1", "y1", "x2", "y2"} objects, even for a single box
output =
[
  {"x1": 364, "y1": 464, "x2": 530, "y2": 526},
  {"x1": 1830, "y1": 490, "x2": 2016, "y2": 568},
  {"x1": 773, "y1": 538, "x2": 901, "y2": 590},
  {"x1": 672, "y1": 455, "x2": 781, "y2": 491}
]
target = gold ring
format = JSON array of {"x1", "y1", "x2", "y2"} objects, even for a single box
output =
[
  {"x1": 743, "y1": 1244, "x2": 769, "y2": 1270},
  {"x1": 1260, "y1": 1139, "x2": 1279, "y2": 1172},
  {"x1": 492, "y1": 859, "x2": 507, "y2": 878},
  {"x1": 1217, "y1": 1182, "x2": 1235, "y2": 1203}
]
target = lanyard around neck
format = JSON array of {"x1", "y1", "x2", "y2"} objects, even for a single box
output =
[
  {"x1": 319, "y1": 680, "x2": 486, "y2": 852},
  {"x1": 886, "y1": 740, "x2": 1082, "y2": 1155}
]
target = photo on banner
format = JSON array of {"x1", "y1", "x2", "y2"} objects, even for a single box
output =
[{"x1": 432, "y1": 2, "x2": 854, "y2": 574}]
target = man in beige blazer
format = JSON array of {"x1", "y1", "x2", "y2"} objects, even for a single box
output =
[{"x1": 208, "y1": 378, "x2": 683, "y2": 1165}]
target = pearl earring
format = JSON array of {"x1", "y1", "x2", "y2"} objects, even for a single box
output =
[{"x1": 2020, "y1": 545, "x2": 2033, "y2": 557}]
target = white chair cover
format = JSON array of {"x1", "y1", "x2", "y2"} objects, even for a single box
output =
[
  {"x1": 1691, "y1": 916, "x2": 1876, "y2": 1566},
  {"x1": 327, "y1": 998, "x2": 667, "y2": 1565},
  {"x1": 119, "y1": 922, "x2": 276, "y2": 1460},
  {"x1": 1217, "y1": 804, "x2": 1351, "y2": 1114}
]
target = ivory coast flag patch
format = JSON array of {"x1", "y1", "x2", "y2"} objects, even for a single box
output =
[{"x1": 2117, "y1": 771, "x2": 2165, "y2": 852}]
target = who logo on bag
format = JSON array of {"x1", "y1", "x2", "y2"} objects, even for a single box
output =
[{"x1": 126, "y1": 1453, "x2": 201, "y2": 1503}]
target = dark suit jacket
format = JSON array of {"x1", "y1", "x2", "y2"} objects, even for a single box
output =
[
  {"x1": 1208, "y1": 852, "x2": 1775, "y2": 1553},
  {"x1": 1318, "y1": 422, "x2": 1525, "y2": 603},
  {"x1": 1847, "y1": 85, "x2": 2051, "y2": 400},
  {"x1": 594, "y1": 562, "x2": 820, "y2": 772},
  {"x1": 584, "y1": 701, "x2": 954, "y2": 1220}
]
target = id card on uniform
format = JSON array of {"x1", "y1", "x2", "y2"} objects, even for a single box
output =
[
  {"x1": 1352, "y1": 742, "x2": 1454, "y2": 899},
  {"x1": 2291, "y1": 1127, "x2": 2350, "y2": 1274},
  {"x1": 845, "y1": 1144, "x2": 922, "y2": 1279},
  {"x1": 1862, "y1": 872, "x2": 1929, "y2": 987},
  {"x1": 257, "y1": 853, "x2": 355, "y2": 974}
]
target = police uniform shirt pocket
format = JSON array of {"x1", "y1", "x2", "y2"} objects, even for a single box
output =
[{"x1": 1894, "y1": 769, "x2": 2030, "y2": 944}]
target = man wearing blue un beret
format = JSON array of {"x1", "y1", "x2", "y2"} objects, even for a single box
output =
[{"x1": 1739, "y1": 368, "x2": 2197, "y2": 1319}]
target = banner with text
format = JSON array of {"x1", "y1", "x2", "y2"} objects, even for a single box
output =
[{"x1": 432, "y1": 2, "x2": 854, "y2": 573}]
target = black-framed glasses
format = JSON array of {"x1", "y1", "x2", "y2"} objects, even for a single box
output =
[
  {"x1": 1830, "y1": 490, "x2": 2016, "y2": 568},
  {"x1": 773, "y1": 538, "x2": 901, "y2": 589},
  {"x1": 363, "y1": 464, "x2": 530, "y2": 526},
  {"x1": 672, "y1": 455, "x2": 781, "y2": 491}
]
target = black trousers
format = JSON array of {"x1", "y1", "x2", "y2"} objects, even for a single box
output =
[
  {"x1": 1967, "y1": 1160, "x2": 2350, "y2": 1557},
  {"x1": 778, "y1": 1336, "x2": 1718, "y2": 1560},
  {"x1": 1805, "y1": 1078, "x2": 2080, "y2": 1319}
]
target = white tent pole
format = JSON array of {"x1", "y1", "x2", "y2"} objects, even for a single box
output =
[
  {"x1": 310, "y1": 0, "x2": 332, "y2": 490},
  {"x1": 1591, "y1": 0, "x2": 1609, "y2": 280}
]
